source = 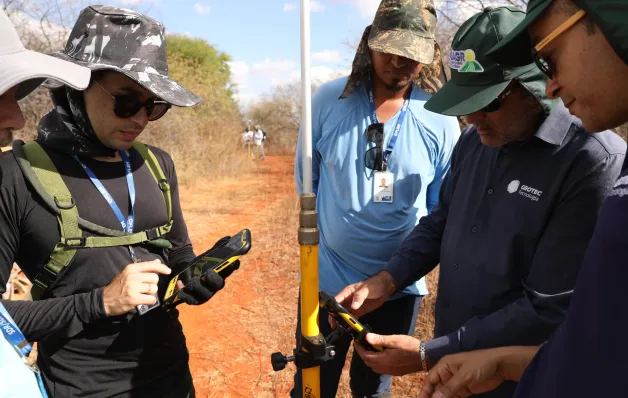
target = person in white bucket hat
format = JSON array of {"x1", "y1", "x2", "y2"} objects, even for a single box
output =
[
  {"x1": 0, "y1": 8, "x2": 90, "y2": 152},
  {"x1": 0, "y1": 8, "x2": 90, "y2": 398}
]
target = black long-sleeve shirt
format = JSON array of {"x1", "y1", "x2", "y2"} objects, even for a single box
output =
[
  {"x1": 384, "y1": 103, "x2": 626, "y2": 397},
  {"x1": 0, "y1": 144, "x2": 196, "y2": 397}
]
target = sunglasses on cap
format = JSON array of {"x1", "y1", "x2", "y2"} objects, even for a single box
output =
[
  {"x1": 364, "y1": 123, "x2": 385, "y2": 172},
  {"x1": 93, "y1": 80, "x2": 171, "y2": 121}
]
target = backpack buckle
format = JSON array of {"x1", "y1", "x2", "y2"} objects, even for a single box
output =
[
  {"x1": 64, "y1": 237, "x2": 86, "y2": 248},
  {"x1": 54, "y1": 196, "x2": 76, "y2": 209},
  {"x1": 158, "y1": 179, "x2": 170, "y2": 192},
  {"x1": 146, "y1": 228, "x2": 160, "y2": 241}
]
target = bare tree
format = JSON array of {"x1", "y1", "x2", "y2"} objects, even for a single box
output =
[{"x1": 246, "y1": 81, "x2": 320, "y2": 154}]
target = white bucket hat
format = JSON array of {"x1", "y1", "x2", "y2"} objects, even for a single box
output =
[{"x1": 0, "y1": 8, "x2": 90, "y2": 99}]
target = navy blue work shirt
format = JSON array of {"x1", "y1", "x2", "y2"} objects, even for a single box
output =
[
  {"x1": 384, "y1": 102, "x2": 626, "y2": 397},
  {"x1": 514, "y1": 149, "x2": 628, "y2": 397}
]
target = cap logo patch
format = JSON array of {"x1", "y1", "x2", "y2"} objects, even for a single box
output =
[{"x1": 450, "y1": 49, "x2": 484, "y2": 73}]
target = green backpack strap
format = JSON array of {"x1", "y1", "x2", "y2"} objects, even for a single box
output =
[
  {"x1": 13, "y1": 141, "x2": 173, "y2": 300},
  {"x1": 132, "y1": 141, "x2": 173, "y2": 234},
  {"x1": 19, "y1": 142, "x2": 82, "y2": 300}
]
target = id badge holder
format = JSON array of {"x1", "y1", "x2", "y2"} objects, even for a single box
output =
[{"x1": 374, "y1": 171, "x2": 394, "y2": 203}]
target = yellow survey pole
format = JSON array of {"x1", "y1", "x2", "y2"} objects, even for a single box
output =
[
  {"x1": 299, "y1": 196, "x2": 320, "y2": 397},
  {"x1": 299, "y1": 0, "x2": 321, "y2": 396},
  {"x1": 270, "y1": 2, "x2": 323, "y2": 393}
]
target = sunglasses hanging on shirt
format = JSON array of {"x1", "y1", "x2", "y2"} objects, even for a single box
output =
[
  {"x1": 363, "y1": 78, "x2": 412, "y2": 173},
  {"x1": 364, "y1": 123, "x2": 385, "y2": 172}
]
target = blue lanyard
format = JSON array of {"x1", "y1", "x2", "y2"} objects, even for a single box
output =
[
  {"x1": 0, "y1": 303, "x2": 48, "y2": 397},
  {"x1": 0, "y1": 304, "x2": 31, "y2": 357},
  {"x1": 73, "y1": 151, "x2": 137, "y2": 260},
  {"x1": 366, "y1": 79, "x2": 412, "y2": 165}
]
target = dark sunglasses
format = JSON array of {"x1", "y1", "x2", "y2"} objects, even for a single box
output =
[
  {"x1": 93, "y1": 80, "x2": 171, "y2": 121},
  {"x1": 532, "y1": 50, "x2": 553, "y2": 79},
  {"x1": 530, "y1": 9, "x2": 586, "y2": 80},
  {"x1": 364, "y1": 123, "x2": 385, "y2": 172},
  {"x1": 480, "y1": 87, "x2": 514, "y2": 113}
]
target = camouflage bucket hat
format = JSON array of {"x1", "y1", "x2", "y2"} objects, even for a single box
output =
[
  {"x1": 369, "y1": 0, "x2": 437, "y2": 64},
  {"x1": 340, "y1": 0, "x2": 446, "y2": 99},
  {"x1": 46, "y1": 5, "x2": 202, "y2": 107}
]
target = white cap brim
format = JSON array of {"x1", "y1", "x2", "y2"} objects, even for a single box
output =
[{"x1": 0, "y1": 49, "x2": 90, "y2": 100}]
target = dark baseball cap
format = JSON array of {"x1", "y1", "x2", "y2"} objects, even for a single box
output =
[
  {"x1": 425, "y1": 6, "x2": 548, "y2": 116},
  {"x1": 487, "y1": 0, "x2": 628, "y2": 66}
]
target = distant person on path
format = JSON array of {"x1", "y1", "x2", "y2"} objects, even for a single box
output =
[
  {"x1": 254, "y1": 124, "x2": 266, "y2": 160},
  {"x1": 0, "y1": 6, "x2": 229, "y2": 397},
  {"x1": 337, "y1": 8, "x2": 625, "y2": 398},
  {"x1": 242, "y1": 126, "x2": 253, "y2": 154},
  {"x1": 292, "y1": 0, "x2": 460, "y2": 396}
]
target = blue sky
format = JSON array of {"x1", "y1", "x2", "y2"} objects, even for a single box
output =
[{"x1": 116, "y1": 0, "x2": 383, "y2": 106}]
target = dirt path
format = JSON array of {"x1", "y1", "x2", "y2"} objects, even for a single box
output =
[
  {"x1": 178, "y1": 155, "x2": 437, "y2": 397},
  {"x1": 178, "y1": 156, "x2": 300, "y2": 397}
]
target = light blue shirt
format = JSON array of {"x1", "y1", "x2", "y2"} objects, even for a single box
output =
[
  {"x1": 295, "y1": 76, "x2": 460, "y2": 297},
  {"x1": 0, "y1": 303, "x2": 45, "y2": 398}
]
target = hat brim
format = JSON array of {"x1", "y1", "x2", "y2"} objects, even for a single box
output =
[
  {"x1": 45, "y1": 52, "x2": 203, "y2": 107},
  {"x1": 368, "y1": 26, "x2": 434, "y2": 64},
  {"x1": 0, "y1": 49, "x2": 90, "y2": 100},
  {"x1": 424, "y1": 79, "x2": 511, "y2": 116},
  {"x1": 486, "y1": 0, "x2": 552, "y2": 66}
]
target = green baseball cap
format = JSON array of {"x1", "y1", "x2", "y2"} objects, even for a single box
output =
[
  {"x1": 487, "y1": 0, "x2": 628, "y2": 66},
  {"x1": 425, "y1": 6, "x2": 548, "y2": 116}
]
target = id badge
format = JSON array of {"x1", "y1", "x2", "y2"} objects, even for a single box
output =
[{"x1": 374, "y1": 171, "x2": 394, "y2": 203}]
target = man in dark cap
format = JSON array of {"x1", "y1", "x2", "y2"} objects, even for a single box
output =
[
  {"x1": 419, "y1": 1, "x2": 628, "y2": 397},
  {"x1": 338, "y1": 7, "x2": 624, "y2": 398},
  {"x1": 0, "y1": 6, "x2": 227, "y2": 397},
  {"x1": 293, "y1": 0, "x2": 460, "y2": 396}
]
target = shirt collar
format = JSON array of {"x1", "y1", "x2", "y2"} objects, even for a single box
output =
[{"x1": 534, "y1": 100, "x2": 575, "y2": 146}]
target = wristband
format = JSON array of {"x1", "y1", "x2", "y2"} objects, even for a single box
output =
[{"x1": 420, "y1": 341, "x2": 429, "y2": 371}]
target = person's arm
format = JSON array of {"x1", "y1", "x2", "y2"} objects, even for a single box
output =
[
  {"x1": 422, "y1": 153, "x2": 625, "y2": 366},
  {"x1": 418, "y1": 346, "x2": 540, "y2": 398},
  {"x1": 162, "y1": 155, "x2": 195, "y2": 273},
  {"x1": 383, "y1": 128, "x2": 464, "y2": 290},
  {"x1": 425, "y1": 117, "x2": 460, "y2": 212},
  {"x1": 2, "y1": 291, "x2": 107, "y2": 342}
]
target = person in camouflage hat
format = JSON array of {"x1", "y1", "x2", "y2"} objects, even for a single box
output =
[
  {"x1": 0, "y1": 5, "x2": 228, "y2": 397},
  {"x1": 340, "y1": 0, "x2": 447, "y2": 99},
  {"x1": 38, "y1": 5, "x2": 202, "y2": 157},
  {"x1": 293, "y1": 0, "x2": 461, "y2": 397}
]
